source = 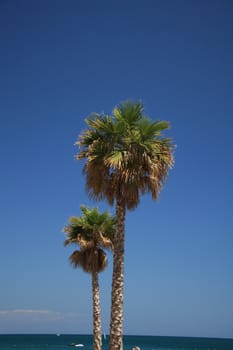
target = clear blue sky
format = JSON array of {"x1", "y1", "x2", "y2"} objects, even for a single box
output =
[{"x1": 0, "y1": 0, "x2": 232, "y2": 339}]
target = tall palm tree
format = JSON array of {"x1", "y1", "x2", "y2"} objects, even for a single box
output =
[
  {"x1": 63, "y1": 205, "x2": 115, "y2": 350},
  {"x1": 76, "y1": 101, "x2": 174, "y2": 350}
]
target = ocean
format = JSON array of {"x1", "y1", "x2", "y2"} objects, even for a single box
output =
[{"x1": 0, "y1": 334, "x2": 232, "y2": 350}]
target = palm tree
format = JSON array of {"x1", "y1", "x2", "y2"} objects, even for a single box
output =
[
  {"x1": 63, "y1": 205, "x2": 115, "y2": 350},
  {"x1": 76, "y1": 101, "x2": 174, "y2": 350}
]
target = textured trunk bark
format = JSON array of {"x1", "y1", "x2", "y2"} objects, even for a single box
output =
[
  {"x1": 92, "y1": 270, "x2": 102, "y2": 350},
  {"x1": 109, "y1": 200, "x2": 126, "y2": 350}
]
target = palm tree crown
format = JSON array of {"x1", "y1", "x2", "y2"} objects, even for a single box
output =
[
  {"x1": 76, "y1": 101, "x2": 174, "y2": 209},
  {"x1": 64, "y1": 205, "x2": 115, "y2": 273}
]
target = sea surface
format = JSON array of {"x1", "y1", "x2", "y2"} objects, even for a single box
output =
[{"x1": 0, "y1": 334, "x2": 232, "y2": 350}]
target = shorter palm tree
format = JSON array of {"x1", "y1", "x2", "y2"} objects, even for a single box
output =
[{"x1": 63, "y1": 205, "x2": 115, "y2": 350}]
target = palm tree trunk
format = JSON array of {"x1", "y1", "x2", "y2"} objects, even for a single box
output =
[
  {"x1": 109, "y1": 200, "x2": 126, "y2": 350},
  {"x1": 92, "y1": 270, "x2": 102, "y2": 350}
]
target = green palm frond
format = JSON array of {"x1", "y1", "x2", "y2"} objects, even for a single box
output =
[{"x1": 113, "y1": 100, "x2": 143, "y2": 124}]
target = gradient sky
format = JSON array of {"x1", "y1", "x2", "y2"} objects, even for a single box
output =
[{"x1": 0, "y1": 0, "x2": 233, "y2": 339}]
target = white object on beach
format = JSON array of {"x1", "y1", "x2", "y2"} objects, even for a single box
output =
[{"x1": 133, "y1": 346, "x2": 140, "y2": 350}]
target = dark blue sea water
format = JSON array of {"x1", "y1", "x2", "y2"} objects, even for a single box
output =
[{"x1": 0, "y1": 334, "x2": 232, "y2": 350}]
